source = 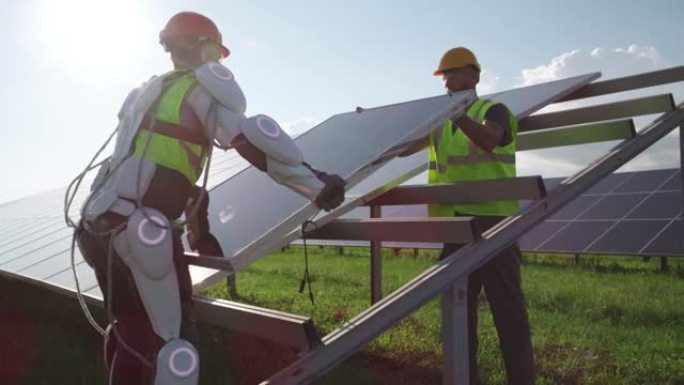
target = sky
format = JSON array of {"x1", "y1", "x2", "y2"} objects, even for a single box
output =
[{"x1": 1, "y1": 0, "x2": 683, "y2": 204}]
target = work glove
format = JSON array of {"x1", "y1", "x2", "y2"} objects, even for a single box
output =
[{"x1": 313, "y1": 172, "x2": 346, "y2": 212}]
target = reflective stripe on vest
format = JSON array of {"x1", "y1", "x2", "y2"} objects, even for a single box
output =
[
  {"x1": 428, "y1": 97, "x2": 519, "y2": 217},
  {"x1": 133, "y1": 71, "x2": 208, "y2": 183}
]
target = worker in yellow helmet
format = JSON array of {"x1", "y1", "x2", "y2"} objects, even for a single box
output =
[
  {"x1": 404, "y1": 46, "x2": 535, "y2": 384},
  {"x1": 74, "y1": 11, "x2": 345, "y2": 385}
]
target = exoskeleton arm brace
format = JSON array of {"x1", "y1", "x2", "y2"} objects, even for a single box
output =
[{"x1": 187, "y1": 61, "x2": 326, "y2": 202}]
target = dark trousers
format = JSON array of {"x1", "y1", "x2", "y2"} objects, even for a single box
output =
[
  {"x1": 439, "y1": 216, "x2": 535, "y2": 385},
  {"x1": 76, "y1": 214, "x2": 198, "y2": 385}
]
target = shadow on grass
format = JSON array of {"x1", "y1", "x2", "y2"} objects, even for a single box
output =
[{"x1": 0, "y1": 275, "x2": 443, "y2": 385}]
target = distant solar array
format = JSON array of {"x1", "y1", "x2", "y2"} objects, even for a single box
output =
[
  {"x1": 0, "y1": 147, "x2": 253, "y2": 300},
  {"x1": 520, "y1": 168, "x2": 683, "y2": 256}
]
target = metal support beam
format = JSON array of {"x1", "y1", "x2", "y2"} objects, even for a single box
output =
[
  {"x1": 558, "y1": 66, "x2": 684, "y2": 102},
  {"x1": 365, "y1": 176, "x2": 546, "y2": 206},
  {"x1": 519, "y1": 94, "x2": 674, "y2": 132},
  {"x1": 227, "y1": 275, "x2": 238, "y2": 299},
  {"x1": 441, "y1": 278, "x2": 469, "y2": 385},
  {"x1": 185, "y1": 251, "x2": 234, "y2": 272},
  {"x1": 305, "y1": 217, "x2": 481, "y2": 244},
  {"x1": 370, "y1": 205, "x2": 382, "y2": 304},
  {"x1": 193, "y1": 296, "x2": 322, "y2": 351},
  {"x1": 261, "y1": 104, "x2": 684, "y2": 385},
  {"x1": 0, "y1": 269, "x2": 321, "y2": 351},
  {"x1": 518, "y1": 119, "x2": 636, "y2": 151},
  {"x1": 679, "y1": 106, "x2": 684, "y2": 243}
]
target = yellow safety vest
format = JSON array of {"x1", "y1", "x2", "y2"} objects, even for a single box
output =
[
  {"x1": 133, "y1": 70, "x2": 208, "y2": 183},
  {"x1": 428, "y1": 98, "x2": 518, "y2": 217}
]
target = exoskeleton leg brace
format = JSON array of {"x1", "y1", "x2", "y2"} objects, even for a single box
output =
[{"x1": 112, "y1": 208, "x2": 199, "y2": 385}]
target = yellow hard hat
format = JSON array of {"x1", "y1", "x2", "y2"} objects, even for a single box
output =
[{"x1": 434, "y1": 47, "x2": 481, "y2": 76}]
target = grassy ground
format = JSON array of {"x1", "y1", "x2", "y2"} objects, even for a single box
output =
[
  {"x1": 204, "y1": 247, "x2": 684, "y2": 385},
  {"x1": 1, "y1": 248, "x2": 683, "y2": 384}
]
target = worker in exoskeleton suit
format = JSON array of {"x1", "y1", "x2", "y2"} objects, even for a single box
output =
[{"x1": 75, "y1": 11, "x2": 346, "y2": 385}]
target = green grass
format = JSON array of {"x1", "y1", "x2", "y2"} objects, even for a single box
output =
[
  {"x1": 1, "y1": 248, "x2": 683, "y2": 384},
  {"x1": 203, "y1": 247, "x2": 684, "y2": 385}
]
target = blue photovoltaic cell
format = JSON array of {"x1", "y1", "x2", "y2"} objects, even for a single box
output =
[
  {"x1": 585, "y1": 220, "x2": 669, "y2": 254},
  {"x1": 549, "y1": 195, "x2": 602, "y2": 220},
  {"x1": 626, "y1": 192, "x2": 683, "y2": 219},
  {"x1": 658, "y1": 171, "x2": 682, "y2": 191},
  {"x1": 537, "y1": 221, "x2": 614, "y2": 252},
  {"x1": 578, "y1": 193, "x2": 648, "y2": 220},
  {"x1": 642, "y1": 220, "x2": 684, "y2": 256},
  {"x1": 520, "y1": 168, "x2": 684, "y2": 256},
  {"x1": 584, "y1": 172, "x2": 631, "y2": 194},
  {"x1": 613, "y1": 169, "x2": 677, "y2": 193},
  {"x1": 519, "y1": 221, "x2": 567, "y2": 251}
]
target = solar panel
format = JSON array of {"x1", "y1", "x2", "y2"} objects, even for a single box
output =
[
  {"x1": 517, "y1": 221, "x2": 566, "y2": 251},
  {"x1": 45, "y1": 260, "x2": 99, "y2": 291},
  {"x1": 641, "y1": 219, "x2": 684, "y2": 256},
  {"x1": 524, "y1": 168, "x2": 683, "y2": 255},
  {"x1": 0, "y1": 237, "x2": 72, "y2": 273},
  {"x1": 578, "y1": 194, "x2": 648, "y2": 220},
  {"x1": 207, "y1": 92, "x2": 475, "y2": 254},
  {"x1": 612, "y1": 168, "x2": 677, "y2": 193},
  {"x1": 549, "y1": 195, "x2": 602, "y2": 220},
  {"x1": 658, "y1": 170, "x2": 682, "y2": 191},
  {"x1": 585, "y1": 220, "x2": 671, "y2": 254},
  {"x1": 584, "y1": 172, "x2": 631, "y2": 194},
  {"x1": 197, "y1": 72, "x2": 600, "y2": 290},
  {"x1": 626, "y1": 192, "x2": 682, "y2": 219},
  {"x1": 537, "y1": 221, "x2": 614, "y2": 252}
]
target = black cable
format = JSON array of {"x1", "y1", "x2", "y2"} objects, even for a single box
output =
[{"x1": 299, "y1": 219, "x2": 318, "y2": 305}]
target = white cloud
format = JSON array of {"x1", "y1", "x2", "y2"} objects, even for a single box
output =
[
  {"x1": 280, "y1": 117, "x2": 319, "y2": 137},
  {"x1": 516, "y1": 45, "x2": 682, "y2": 178},
  {"x1": 478, "y1": 69, "x2": 501, "y2": 95},
  {"x1": 518, "y1": 45, "x2": 672, "y2": 87}
]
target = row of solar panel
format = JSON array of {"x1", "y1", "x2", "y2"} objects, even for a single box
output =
[{"x1": 521, "y1": 168, "x2": 683, "y2": 256}]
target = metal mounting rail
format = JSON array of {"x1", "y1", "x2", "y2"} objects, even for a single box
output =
[
  {"x1": 261, "y1": 103, "x2": 684, "y2": 384},
  {"x1": 519, "y1": 94, "x2": 674, "y2": 132},
  {"x1": 364, "y1": 176, "x2": 546, "y2": 206},
  {"x1": 517, "y1": 119, "x2": 636, "y2": 151},
  {"x1": 306, "y1": 217, "x2": 481, "y2": 244},
  {"x1": 558, "y1": 65, "x2": 684, "y2": 102}
]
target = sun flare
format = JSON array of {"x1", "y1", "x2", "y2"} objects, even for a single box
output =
[{"x1": 35, "y1": 0, "x2": 152, "y2": 85}]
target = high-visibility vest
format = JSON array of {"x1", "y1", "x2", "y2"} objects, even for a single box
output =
[
  {"x1": 132, "y1": 70, "x2": 209, "y2": 183},
  {"x1": 428, "y1": 98, "x2": 519, "y2": 217}
]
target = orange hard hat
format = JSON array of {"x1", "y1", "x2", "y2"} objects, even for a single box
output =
[
  {"x1": 159, "y1": 12, "x2": 230, "y2": 58},
  {"x1": 434, "y1": 47, "x2": 480, "y2": 76}
]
